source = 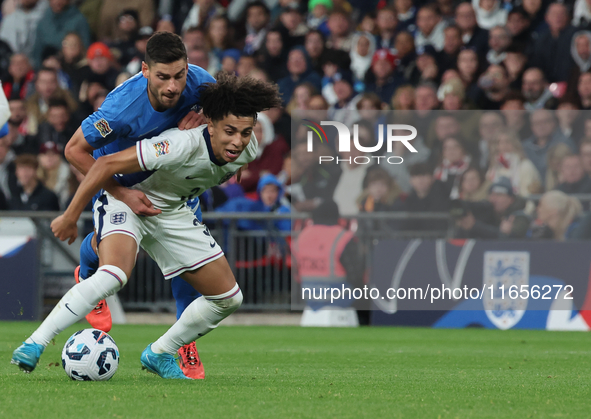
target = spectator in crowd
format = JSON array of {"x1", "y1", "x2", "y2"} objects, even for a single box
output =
[
  {"x1": 555, "y1": 154, "x2": 591, "y2": 195},
  {"x1": 375, "y1": 7, "x2": 398, "y2": 50},
  {"x1": 579, "y1": 139, "x2": 591, "y2": 176},
  {"x1": 3, "y1": 54, "x2": 35, "y2": 100},
  {"x1": 237, "y1": 112, "x2": 290, "y2": 193},
  {"x1": 110, "y1": 10, "x2": 140, "y2": 66},
  {"x1": 328, "y1": 69, "x2": 361, "y2": 125},
  {"x1": 395, "y1": 0, "x2": 417, "y2": 33},
  {"x1": 506, "y1": 7, "x2": 533, "y2": 48},
  {"x1": 530, "y1": 3, "x2": 576, "y2": 83},
  {"x1": 326, "y1": 8, "x2": 353, "y2": 51},
  {"x1": 286, "y1": 82, "x2": 317, "y2": 115},
  {"x1": 522, "y1": 0, "x2": 547, "y2": 35},
  {"x1": 456, "y1": 47, "x2": 483, "y2": 104},
  {"x1": 125, "y1": 26, "x2": 153, "y2": 75},
  {"x1": 573, "y1": 0, "x2": 591, "y2": 29},
  {"x1": 350, "y1": 32, "x2": 376, "y2": 86},
  {"x1": 522, "y1": 68, "x2": 557, "y2": 111},
  {"x1": 207, "y1": 15, "x2": 234, "y2": 64},
  {"x1": 577, "y1": 71, "x2": 591, "y2": 109},
  {"x1": 472, "y1": 0, "x2": 507, "y2": 30},
  {"x1": 277, "y1": 47, "x2": 322, "y2": 106},
  {"x1": 523, "y1": 109, "x2": 576, "y2": 183},
  {"x1": 258, "y1": 29, "x2": 288, "y2": 82},
  {"x1": 486, "y1": 25, "x2": 511, "y2": 66},
  {"x1": 306, "y1": 0, "x2": 331, "y2": 34},
  {"x1": 33, "y1": 0, "x2": 91, "y2": 68},
  {"x1": 476, "y1": 63, "x2": 511, "y2": 109},
  {"x1": 216, "y1": 174, "x2": 291, "y2": 232},
  {"x1": 0, "y1": 137, "x2": 16, "y2": 200},
  {"x1": 545, "y1": 142, "x2": 573, "y2": 191},
  {"x1": 382, "y1": 124, "x2": 431, "y2": 193},
  {"x1": 503, "y1": 44, "x2": 528, "y2": 91},
  {"x1": 415, "y1": 45, "x2": 440, "y2": 84},
  {"x1": 391, "y1": 84, "x2": 415, "y2": 110},
  {"x1": 566, "y1": 31, "x2": 591, "y2": 99},
  {"x1": 332, "y1": 141, "x2": 371, "y2": 216},
  {"x1": 500, "y1": 92, "x2": 532, "y2": 138},
  {"x1": 35, "y1": 98, "x2": 77, "y2": 150},
  {"x1": 458, "y1": 166, "x2": 490, "y2": 201},
  {"x1": 402, "y1": 162, "x2": 451, "y2": 231},
  {"x1": 366, "y1": 49, "x2": 403, "y2": 105},
  {"x1": 486, "y1": 128, "x2": 542, "y2": 196},
  {"x1": 304, "y1": 30, "x2": 325, "y2": 75},
  {"x1": 290, "y1": 140, "x2": 341, "y2": 212},
  {"x1": 236, "y1": 55, "x2": 257, "y2": 77},
  {"x1": 59, "y1": 33, "x2": 85, "y2": 81},
  {"x1": 433, "y1": 136, "x2": 473, "y2": 198},
  {"x1": 358, "y1": 167, "x2": 402, "y2": 213},
  {"x1": 276, "y1": 6, "x2": 309, "y2": 50},
  {"x1": 6, "y1": 99, "x2": 36, "y2": 155},
  {"x1": 25, "y1": 67, "x2": 77, "y2": 135},
  {"x1": 415, "y1": 4, "x2": 446, "y2": 51},
  {"x1": 97, "y1": 0, "x2": 154, "y2": 42},
  {"x1": 0, "y1": 0, "x2": 47, "y2": 59},
  {"x1": 455, "y1": 2, "x2": 488, "y2": 56},
  {"x1": 476, "y1": 111, "x2": 504, "y2": 169},
  {"x1": 528, "y1": 190, "x2": 582, "y2": 240},
  {"x1": 394, "y1": 31, "x2": 421, "y2": 85},
  {"x1": 72, "y1": 42, "x2": 119, "y2": 99},
  {"x1": 555, "y1": 101, "x2": 582, "y2": 144},
  {"x1": 243, "y1": 1, "x2": 271, "y2": 56},
  {"x1": 455, "y1": 176, "x2": 529, "y2": 239},
  {"x1": 8, "y1": 153, "x2": 59, "y2": 211},
  {"x1": 439, "y1": 25, "x2": 463, "y2": 73},
  {"x1": 36, "y1": 140, "x2": 70, "y2": 208},
  {"x1": 188, "y1": 47, "x2": 216, "y2": 76}
]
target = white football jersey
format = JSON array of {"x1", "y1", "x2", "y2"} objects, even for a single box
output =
[{"x1": 133, "y1": 125, "x2": 257, "y2": 211}]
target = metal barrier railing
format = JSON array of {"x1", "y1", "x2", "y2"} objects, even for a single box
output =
[{"x1": 0, "y1": 210, "x2": 452, "y2": 312}]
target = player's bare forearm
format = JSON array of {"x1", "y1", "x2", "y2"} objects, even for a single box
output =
[
  {"x1": 63, "y1": 148, "x2": 143, "y2": 223},
  {"x1": 65, "y1": 127, "x2": 133, "y2": 199}
]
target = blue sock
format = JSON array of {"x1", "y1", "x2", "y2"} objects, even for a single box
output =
[
  {"x1": 79, "y1": 232, "x2": 99, "y2": 280},
  {"x1": 171, "y1": 276, "x2": 201, "y2": 320}
]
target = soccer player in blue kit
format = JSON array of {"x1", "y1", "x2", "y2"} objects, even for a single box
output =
[{"x1": 64, "y1": 32, "x2": 212, "y2": 379}]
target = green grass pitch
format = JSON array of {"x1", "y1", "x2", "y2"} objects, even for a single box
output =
[{"x1": 1, "y1": 321, "x2": 591, "y2": 419}]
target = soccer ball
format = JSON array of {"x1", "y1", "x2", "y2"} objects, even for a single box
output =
[{"x1": 61, "y1": 329, "x2": 120, "y2": 381}]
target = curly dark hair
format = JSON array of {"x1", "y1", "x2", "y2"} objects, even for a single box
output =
[{"x1": 199, "y1": 72, "x2": 282, "y2": 122}]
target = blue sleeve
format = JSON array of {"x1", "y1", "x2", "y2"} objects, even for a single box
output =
[
  {"x1": 81, "y1": 94, "x2": 132, "y2": 149},
  {"x1": 187, "y1": 65, "x2": 216, "y2": 106}
]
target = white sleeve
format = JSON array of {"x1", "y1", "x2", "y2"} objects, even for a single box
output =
[
  {"x1": 136, "y1": 129, "x2": 196, "y2": 171},
  {"x1": 0, "y1": 82, "x2": 10, "y2": 127}
]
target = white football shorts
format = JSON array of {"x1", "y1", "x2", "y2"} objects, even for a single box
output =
[{"x1": 93, "y1": 191, "x2": 224, "y2": 279}]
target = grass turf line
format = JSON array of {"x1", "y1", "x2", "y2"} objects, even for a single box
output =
[{"x1": 1, "y1": 322, "x2": 590, "y2": 419}]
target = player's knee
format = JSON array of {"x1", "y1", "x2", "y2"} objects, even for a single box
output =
[
  {"x1": 85, "y1": 265, "x2": 128, "y2": 298},
  {"x1": 209, "y1": 285, "x2": 242, "y2": 316}
]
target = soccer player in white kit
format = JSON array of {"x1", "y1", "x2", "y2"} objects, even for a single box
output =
[{"x1": 11, "y1": 73, "x2": 283, "y2": 379}]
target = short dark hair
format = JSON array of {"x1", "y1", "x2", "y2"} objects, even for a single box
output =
[
  {"x1": 145, "y1": 31, "x2": 187, "y2": 65},
  {"x1": 14, "y1": 154, "x2": 39, "y2": 170},
  {"x1": 409, "y1": 162, "x2": 433, "y2": 177},
  {"x1": 199, "y1": 72, "x2": 282, "y2": 122},
  {"x1": 246, "y1": 1, "x2": 270, "y2": 15},
  {"x1": 48, "y1": 98, "x2": 69, "y2": 110}
]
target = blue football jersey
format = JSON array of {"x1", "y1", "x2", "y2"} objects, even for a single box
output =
[{"x1": 82, "y1": 64, "x2": 215, "y2": 174}]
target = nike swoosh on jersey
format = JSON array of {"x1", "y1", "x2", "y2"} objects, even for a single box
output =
[
  {"x1": 185, "y1": 175, "x2": 199, "y2": 179},
  {"x1": 139, "y1": 127, "x2": 159, "y2": 137}
]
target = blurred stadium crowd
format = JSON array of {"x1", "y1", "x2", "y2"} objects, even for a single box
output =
[{"x1": 2, "y1": 0, "x2": 591, "y2": 240}]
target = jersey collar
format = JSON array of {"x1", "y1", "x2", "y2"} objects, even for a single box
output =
[{"x1": 203, "y1": 128, "x2": 227, "y2": 166}]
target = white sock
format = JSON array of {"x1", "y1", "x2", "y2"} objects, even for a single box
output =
[
  {"x1": 151, "y1": 284, "x2": 242, "y2": 355},
  {"x1": 27, "y1": 265, "x2": 127, "y2": 347}
]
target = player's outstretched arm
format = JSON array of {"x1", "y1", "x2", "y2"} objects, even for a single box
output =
[
  {"x1": 52, "y1": 147, "x2": 157, "y2": 244},
  {"x1": 65, "y1": 127, "x2": 161, "y2": 217}
]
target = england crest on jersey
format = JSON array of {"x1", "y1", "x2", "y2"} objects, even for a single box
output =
[
  {"x1": 483, "y1": 251, "x2": 529, "y2": 330},
  {"x1": 110, "y1": 212, "x2": 127, "y2": 225}
]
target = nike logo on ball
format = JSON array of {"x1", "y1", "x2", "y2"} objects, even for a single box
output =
[{"x1": 65, "y1": 303, "x2": 77, "y2": 316}]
